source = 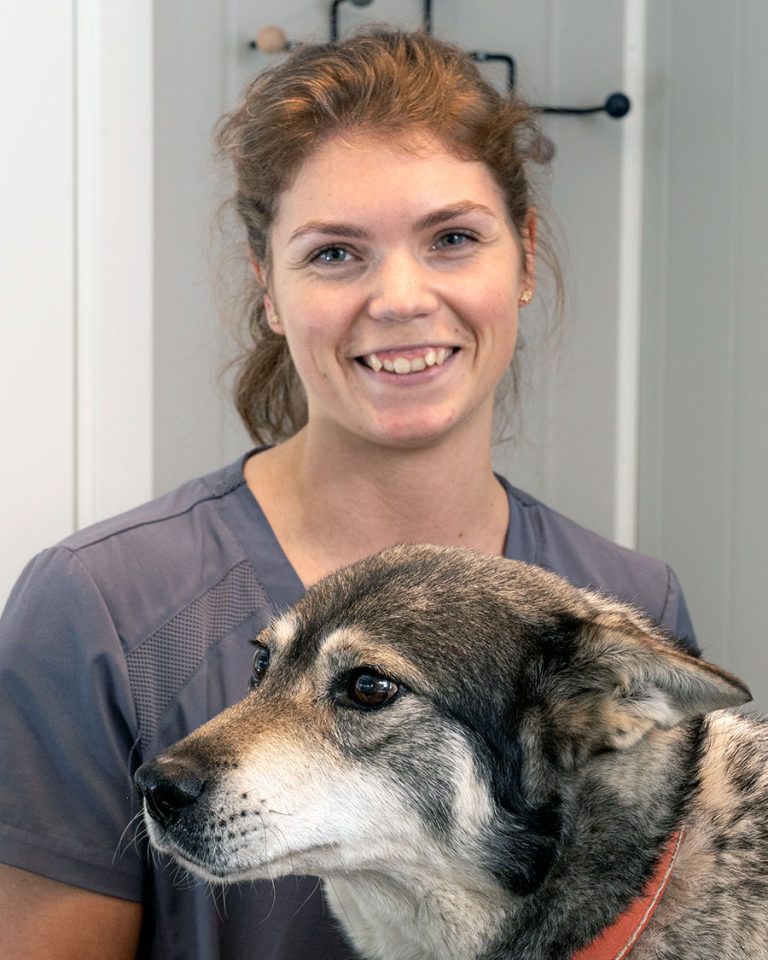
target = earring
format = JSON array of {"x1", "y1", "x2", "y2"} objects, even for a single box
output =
[
  {"x1": 267, "y1": 314, "x2": 281, "y2": 327},
  {"x1": 518, "y1": 289, "x2": 533, "y2": 305}
]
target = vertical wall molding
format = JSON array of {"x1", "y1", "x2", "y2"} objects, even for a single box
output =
[
  {"x1": 75, "y1": 0, "x2": 154, "y2": 528},
  {"x1": 614, "y1": 0, "x2": 647, "y2": 548}
]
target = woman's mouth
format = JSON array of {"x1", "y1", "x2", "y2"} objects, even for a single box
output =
[{"x1": 358, "y1": 347, "x2": 456, "y2": 375}]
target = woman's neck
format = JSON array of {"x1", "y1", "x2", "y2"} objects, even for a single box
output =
[{"x1": 245, "y1": 424, "x2": 509, "y2": 585}]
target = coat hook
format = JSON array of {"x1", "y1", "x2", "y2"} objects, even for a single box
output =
[
  {"x1": 330, "y1": 0, "x2": 375, "y2": 42},
  {"x1": 540, "y1": 92, "x2": 631, "y2": 118}
]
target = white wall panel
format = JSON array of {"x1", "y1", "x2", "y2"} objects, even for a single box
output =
[
  {"x1": 639, "y1": 0, "x2": 768, "y2": 705},
  {"x1": 484, "y1": 1, "x2": 629, "y2": 543},
  {"x1": 153, "y1": 0, "x2": 237, "y2": 494},
  {"x1": 0, "y1": 3, "x2": 76, "y2": 602},
  {"x1": 729, "y1": 2, "x2": 768, "y2": 698},
  {"x1": 76, "y1": 0, "x2": 154, "y2": 527},
  {"x1": 1, "y1": 1, "x2": 155, "y2": 605}
]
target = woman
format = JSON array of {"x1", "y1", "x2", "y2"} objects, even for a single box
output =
[{"x1": 0, "y1": 30, "x2": 695, "y2": 960}]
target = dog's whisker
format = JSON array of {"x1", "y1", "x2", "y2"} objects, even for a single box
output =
[
  {"x1": 113, "y1": 810, "x2": 147, "y2": 863},
  {"x1": 143, "y1": 839, "x2": 161, "y2": 869},
  {"x1": 287, "y1": 875, "x2": 324, "y2": 922},
  {"x1": 126, "y1": 734, "x2": 143, "y2": 776},
  {"x1": 209, "y1": 880, "x2": 229, "y2": 921},
  {"x1": 171, "y1": 864, "x2": 204, "y2": 891},
  {"x1": 325, "y1": 877, "x2": 356, "y2": 932},
  {"x1": 266, "y1": 821, "x2": 295, "y2": 869},
  {"x1": 252, "y1": 876, "x2": 279, "y2": 925}
]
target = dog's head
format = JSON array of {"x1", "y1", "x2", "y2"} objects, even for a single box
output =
[{"x1": 135, "y1": 544, "x2": 750, "y2": 895}]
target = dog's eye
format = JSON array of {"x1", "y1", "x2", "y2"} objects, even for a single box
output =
[
  {"x1": 249, "y1": 643, "x2": 270, "y2": 690},
  {"x1": 346, "y1": 670, "x2": 400, "y2": 709}
]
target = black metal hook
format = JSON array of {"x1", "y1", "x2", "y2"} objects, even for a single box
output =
[
  {"x1": 330, "y1": 0, "x2": 431, "y2": 41},
  {"x1": 470, "y1": 52, "x2": 515, "y2": 91},
  {"x1": 423, "y1": 0, "x2": 432, "y2": 33},
  {"x1": 539, "y1": 92, "x2": 631, "y2": 119},
  {"x1": 470, "y1": 50, "x2": 630, "y2": 119},
  {"x1": 330, "y1": 0, "x2": 375, "y2": 42}
]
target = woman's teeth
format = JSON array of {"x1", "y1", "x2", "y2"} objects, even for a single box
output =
[{"x1": 363, "y1": 348, "x2": 453, "y2": 374}]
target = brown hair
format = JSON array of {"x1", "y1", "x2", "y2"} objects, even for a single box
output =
[{"x1": 217, "y1": 28, "x2": 557, "y2": 444}]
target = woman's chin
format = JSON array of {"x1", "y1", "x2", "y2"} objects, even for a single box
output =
[
  {"x1": 357, "y1": 409, "x2": 483, "y2": 451},
  {"x1": 307, "y1": 394, "x2": 494, "y2": 452}
]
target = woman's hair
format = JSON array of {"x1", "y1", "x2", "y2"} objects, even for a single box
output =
[{"x1": 217, "y1": 28, "x2": 558, "y2": 444}]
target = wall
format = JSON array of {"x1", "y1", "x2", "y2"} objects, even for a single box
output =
[
  {"x1": 1, "y1": 2, "x2": 77, "y2": 593},
  {"x1": 153, "y1": 0, "x2": 239, "y2": 492},
  {"x1": 0, "y1": 1, "x2": 154, "y2": 600},
  {"x1": 639, "y1": 0, "x2": 768, "y2": 689},
  {"x1": 75, "y1": 0, "x2": 154, "y2": 529}
]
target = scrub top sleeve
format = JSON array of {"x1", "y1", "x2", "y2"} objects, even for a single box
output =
[
  {"x1": 660, "y1": 565, "x2": 698, "y2": 655},
  {"x1": 0, "y1": 547, "x2": 145, "y2": 901}
]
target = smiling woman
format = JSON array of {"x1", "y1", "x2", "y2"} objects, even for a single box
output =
[
  {"x1": 262, "y1": 134, "x2": 528, "y2": 452},
  {"x1": 241, "y1": 128, "x2": 530, "y2": 584},
  {"x1": 218, "y1": 32, "x2": 546, "y2": 584},
  {"x1": 219, "y1": 30, "x2": 544, "y2": 446},
  {"x1": 0, "y1": 27, "x2": 697, "y2": 960}
]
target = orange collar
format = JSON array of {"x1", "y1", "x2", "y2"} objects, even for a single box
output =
[{"x1": 571, "y1": 830, "x2": 684, "y2": 960}]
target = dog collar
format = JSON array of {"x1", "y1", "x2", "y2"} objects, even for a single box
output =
[{"x1": 571, "y1": 829, "x2": 684, "y2": 960}]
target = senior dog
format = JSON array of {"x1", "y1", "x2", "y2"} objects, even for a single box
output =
[{"x1": 135, "y1": 544, "x2": 766, "y2": 959}]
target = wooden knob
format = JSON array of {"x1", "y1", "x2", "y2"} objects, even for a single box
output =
[{"x1": 256, "y1": 25, "x2": 288, "y2": 54}]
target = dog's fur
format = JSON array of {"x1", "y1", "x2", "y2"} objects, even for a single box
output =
[{"x1": 135, "y1": 544, "x2": 768, "y2": 959}]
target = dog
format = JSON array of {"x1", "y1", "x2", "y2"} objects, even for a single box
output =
[{"x1": 135, "y1": 543, "x2": 768, "y2": 959}]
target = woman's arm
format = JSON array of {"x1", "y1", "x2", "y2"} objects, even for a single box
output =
[
  {"x1": 0, "y1": 865, "x2": 142, "y2": 959},
  {"x1": 0, "y1": 550, "x2": 146, "y2": 933}
]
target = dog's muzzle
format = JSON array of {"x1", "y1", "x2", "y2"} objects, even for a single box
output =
[{"x1": 134, "y1": 757, "x2": 206, "y2": 828}]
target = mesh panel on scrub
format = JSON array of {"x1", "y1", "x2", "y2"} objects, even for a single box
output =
[{"x1": 127, "y1": 560, "x2": 270, "y2": 752}]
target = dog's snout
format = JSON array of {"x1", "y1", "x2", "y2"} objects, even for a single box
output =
[{"x1": 134, "y1": 757, "x2": 206, "y2": 827}]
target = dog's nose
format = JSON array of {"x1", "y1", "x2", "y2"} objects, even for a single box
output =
[{"x1": 134, "y1": 757, "x2": 206, "y2": 827}]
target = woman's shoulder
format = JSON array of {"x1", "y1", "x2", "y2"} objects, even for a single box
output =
[
  {"x1": 63, "y1": 455, "x2": 248, "y2": 554},
  {"x1": 4, "y1": 454, "x2": 281, "y2": 657},
  {"x1": 1, "y1": 453, "x2": 286, "y2": 758},
  {"x1": 500, "y1": 477, "x2": 697, "y2": 650},
  {"x1": 45, "y1": 457, "x2": 254, "y2": 630}
]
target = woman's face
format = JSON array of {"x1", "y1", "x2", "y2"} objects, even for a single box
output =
[{"x1": 262, "y1": 131, "x2": 534, "y2": 450}]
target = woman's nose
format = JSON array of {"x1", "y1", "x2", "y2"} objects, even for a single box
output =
[{"x1": 367, "y1": 253, "x2": 439, "y2": 322}]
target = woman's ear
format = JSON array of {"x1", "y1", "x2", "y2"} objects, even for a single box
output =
[
  {"x1": 517, "y1": 208, "x2": 537, "y2": 307},
  {"x1": 522, "y1": 208, "x2": 537, "y2": 284},
  {"x1": 263, "y1": 293, "x2": 285, "y2": 335},
  {"x1": 250, "y1": 256, "x2": 284, "y2": 335}
]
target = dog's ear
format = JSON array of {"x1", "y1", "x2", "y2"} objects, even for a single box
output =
[
  {"x1": 576, "y1": 614, "x2": 750, "y2": 749},
  {"x1": 518, "y1": 608, "x2": 751, "y2": 803}
]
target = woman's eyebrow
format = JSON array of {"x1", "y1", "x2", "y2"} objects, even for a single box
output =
[
  {"x1": 288, "y1": 202, "x2": 496, "y2": 245},
  {"x1": 415, "y1": 201, "x2": 497, "y2": 230},
  {"x1": 288, "y1": 221, "x2": 370, "y2": 243}
]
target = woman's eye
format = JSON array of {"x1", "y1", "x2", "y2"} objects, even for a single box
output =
[
  {"x1": 345, "y1": 670, "x2": 400, "y2": 709},
  {"x1": 434, "y1": 230, "x2": 476, "y2": 250},
  {"x1": 249, "y1": 643, "x2": 271, "y2": 691},
  {"x1": 313, "y1": 245, "x2": 353, "y2": 264}
]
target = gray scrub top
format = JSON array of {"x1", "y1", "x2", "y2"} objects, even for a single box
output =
[{"x1": 0, "y1": 451, "x2": 696, "y2": 960}]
